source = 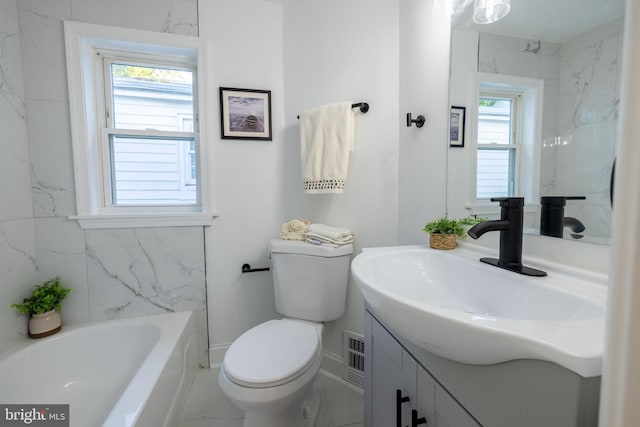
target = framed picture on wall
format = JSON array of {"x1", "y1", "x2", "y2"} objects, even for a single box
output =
[
  {"x1": 219, "y1": 87, "x2": 272, "y2": 140},
  {"x1": 449, "y1": 106, "x2": 466, "y2": 147}
]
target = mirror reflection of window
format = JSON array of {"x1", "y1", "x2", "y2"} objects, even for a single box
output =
[{"x1": 476, "y1": 94, "x2": 519, "y2": 200}]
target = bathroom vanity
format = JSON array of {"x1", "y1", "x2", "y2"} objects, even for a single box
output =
[
  {"x1": 365, "y1": 310, "x2": 600, "y2": 427},
  {"x1": 353, "y1": 244, "x2": 606, "y2": 427}
]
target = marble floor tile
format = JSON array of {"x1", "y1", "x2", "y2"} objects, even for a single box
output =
[{"x1": 179, "y1": 368, "x2": 364, "y2": 427}]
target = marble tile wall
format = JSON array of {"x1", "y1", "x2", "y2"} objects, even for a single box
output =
[
  {"x1": 0, "y1": 0, "x2": 38, "y2": 353},
  {"x1": 11, "y1": 0, "x2": 208, "y2": 365},
  {"x1": 555, "y1": 18, "x2": 622, "y2": 240}
]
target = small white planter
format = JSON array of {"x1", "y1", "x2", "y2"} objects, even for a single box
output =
[{"x1": 29, "y1": 309, "x2": 62, "y2": 339}]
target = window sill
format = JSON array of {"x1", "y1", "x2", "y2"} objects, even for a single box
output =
[{"x1": 70, "y1": 211, "x2": 219, "y2": 230}]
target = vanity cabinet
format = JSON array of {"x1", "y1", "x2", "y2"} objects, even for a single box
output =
[
  {"x1": 365, "y1": 310, "x2": 480, "y2": 427},
  {"x1": 364, "y1": 309, "x2": 601, "y2": 427}
]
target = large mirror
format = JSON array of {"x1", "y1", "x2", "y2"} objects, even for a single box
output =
[{"x1": 446, "y1": 0, "x2": 625, "y2": 245}]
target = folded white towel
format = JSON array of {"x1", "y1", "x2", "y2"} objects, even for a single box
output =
[
  {"x1": 300, "y1": 102, "x2": 355, "y2": 194},
  {"x1": 280, "y1": 218, "x2": 310, "y2": 241},
  {"x1": 305, "y1": 223, "x2": 354, "y2": 247}
]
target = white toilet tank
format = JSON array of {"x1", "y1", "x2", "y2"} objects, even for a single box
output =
[{"x1": 269, "y1": 239, "x2": 353, "y2": 322}]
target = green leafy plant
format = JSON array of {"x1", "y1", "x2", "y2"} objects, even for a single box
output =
[
  {"x1": 423, "y1": 217, "x2": 466, "y2": 238},
  {"x1": 11, "y1": 278, "x2": 72, "y2": 315}
]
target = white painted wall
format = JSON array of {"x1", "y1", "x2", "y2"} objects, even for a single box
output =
[
  {"x1": 281, "y1": 0, "x2": 401, "y2": 372},
  {"x1": 398, "y1": 0, "x2": 450, "y2": 244},
  {"x1": 199, "y1": 0, "x2": 284, "y2": 365},
  {"x1": 599, "y1": 2, "x2": 640, "y2": 423}
]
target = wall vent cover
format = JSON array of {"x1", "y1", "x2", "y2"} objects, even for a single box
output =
[{"x1": 343, "y1": 330, "x2": 365, "y2": 389}]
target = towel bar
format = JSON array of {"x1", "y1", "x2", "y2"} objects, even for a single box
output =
[
  {"x1": 297, "y1": 102, "x2": 369, "y2": 119},
  {"x1": 241, "y1": 263, "x2": 270, "y2": 273}
]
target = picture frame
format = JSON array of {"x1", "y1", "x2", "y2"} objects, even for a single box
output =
[
  {"x1": 219, "y1": 87, "x2": 272, "y2": 140},
  {"x1": 449, "y1": 106, "x2": 466, "y2": 147}
]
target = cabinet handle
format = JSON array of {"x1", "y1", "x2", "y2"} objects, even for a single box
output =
[
  {"x1": 412, "y1": 409, "x2": 427, "y2": 426},
  {"x1": 396, "y1": 389, "x2": 410, "y2": 427}
]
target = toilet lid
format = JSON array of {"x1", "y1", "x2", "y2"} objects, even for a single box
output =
[{"x1": 223, "y1": 319, "x2": 320, "y2": 388}]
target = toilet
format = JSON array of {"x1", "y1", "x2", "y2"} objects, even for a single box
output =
[{"x1": 218, "y1": 239, "x2": 354, "y2": 427}]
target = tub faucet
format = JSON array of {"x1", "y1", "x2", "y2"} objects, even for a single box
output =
[{"x1": 467, "y1": 197, "x2": 547, "y2": 277}]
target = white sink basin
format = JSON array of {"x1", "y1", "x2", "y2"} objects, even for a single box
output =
[{"x1": 351, "y1": 244, "x2": 607, "y2": 377}]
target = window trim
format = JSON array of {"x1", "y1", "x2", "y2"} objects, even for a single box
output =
[{"x1": 64, "y1": 21, "x2": 217, "y2": 228}]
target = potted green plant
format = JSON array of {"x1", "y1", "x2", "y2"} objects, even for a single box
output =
[
  {"x1": 423, "y1": 217, "x2": 466, "y2": 250},
  {"x1": 12, "y1": 278, "x2": 72, "y2": 338}
]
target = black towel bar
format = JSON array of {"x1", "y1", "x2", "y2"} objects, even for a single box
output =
[{"x1": 297, "y1": 102, "x2": 369, "y2": 119}]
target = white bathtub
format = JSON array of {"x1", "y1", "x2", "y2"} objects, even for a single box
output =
[{"x1": 0, "y1": 311, "x2": 197, "y2": 427}]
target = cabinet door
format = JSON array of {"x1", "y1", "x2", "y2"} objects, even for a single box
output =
[
  {"x1": 367, "y1": 312, "x2": 418, "y2": 427},
  {"x1": 369, "y1": 316, "x2": 405, "y2": 427},
  {"x1": 416, "y1": 364, "x2": 436, "y2": 426},
  {"x1": 434, "y1": 384, "x2": 481, "y2": 427}
]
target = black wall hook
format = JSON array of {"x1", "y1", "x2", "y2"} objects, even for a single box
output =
[{"x1": 406, "y1": 113, "x2": 425, "y2": 128}]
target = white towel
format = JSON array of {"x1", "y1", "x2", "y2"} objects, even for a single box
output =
[
  {"x1": 280, "y1": 218, "x2": 310, "y2": 241},
  {"x1": 300, "y1": 102, "x2": 355, "y2": 194},
  {"x1": 305, "y1": 223, "x2": 354, "y2": 247}
]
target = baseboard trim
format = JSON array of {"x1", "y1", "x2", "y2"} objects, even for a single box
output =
[{"x1": 209, "y1": 342, "x2": 230, "y2": 368}]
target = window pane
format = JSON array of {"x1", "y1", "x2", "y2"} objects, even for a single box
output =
[
  {"x1": 477, "y1": 148, "x2": 514, "y2": 199},
  {"x1": 111, "y1": 64, "x2": 193, "y2": 131},
  {"x1": 110, "y1": 135, "x2": 197, "y2": 205},
  {"x1": 478, "y1": 98, "x2": 512, "y2": 145}
]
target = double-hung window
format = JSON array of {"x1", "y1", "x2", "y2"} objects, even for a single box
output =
[
  {"x1": 476, "y1": 92, "x2": 520, "y2": 201},
  {"x1": 102, "y1": 57, "x2": 198, "y2": 207},
  {"x1": 65, "y1": 21, "x2": 214, "y2": 228}
]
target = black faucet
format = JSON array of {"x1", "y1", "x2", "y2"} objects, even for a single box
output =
[
  {"x1": 467, "y1": 197, "x2": 546, "y2": 277},
  {"x1": 540, "y1": 196, "x2": 586, "y2": 239}
]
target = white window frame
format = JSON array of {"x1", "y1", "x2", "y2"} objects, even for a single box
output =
[
  {"x1": 476, "y1": 91, "x2": 522, "y2": 202},
  {"x1": 64, "y1": 21, "x2": 217, "y2": 229},
  {"x1": 465, "y1": 73, "x2": 544, "y2": 216}
]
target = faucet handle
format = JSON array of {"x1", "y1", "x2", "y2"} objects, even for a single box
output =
[
  {"x1": 490, "y1": 197, "x2": 524, "y2": 208},
  {"x1": 540, "y1": 196, "x2": 586, "y2": 207}
]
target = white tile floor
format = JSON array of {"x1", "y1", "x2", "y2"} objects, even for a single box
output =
[{"x1": 178, "y1": 368, "x2": 365, "y2": 427}]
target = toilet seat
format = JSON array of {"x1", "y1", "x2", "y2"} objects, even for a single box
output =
[{"x1": 223, "y1": 319, "x2": 320, "y2": 388}]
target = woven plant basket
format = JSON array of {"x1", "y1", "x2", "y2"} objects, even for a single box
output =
[{"x1": 429, "y1": 233, "x2": 456, "y2": 250}]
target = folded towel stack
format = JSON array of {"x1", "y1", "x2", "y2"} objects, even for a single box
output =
[
  {"x1": 305, "y1": 223, "x2": 354, "y2": 247},
  {"x1": 280, "y1": 218, "x2": 310, "y2": 241}
]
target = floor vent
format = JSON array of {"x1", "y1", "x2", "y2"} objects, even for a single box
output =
[{"x1": 343, "y1": 330, "x2": 365, "y2": 389}]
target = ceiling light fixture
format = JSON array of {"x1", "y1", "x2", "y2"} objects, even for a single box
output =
[{"x1": 472, "y1": 0, "x2": 511, "y2": 24}]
